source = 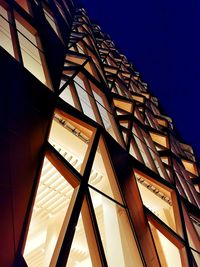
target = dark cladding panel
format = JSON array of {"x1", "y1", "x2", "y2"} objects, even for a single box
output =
[{"x1": 0, "y1": 48, "x2": 55, "y2": 266}]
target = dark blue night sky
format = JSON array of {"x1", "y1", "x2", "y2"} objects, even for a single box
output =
[{"x1": 76, "y1": 0, "x2": 200, "y2": 160}]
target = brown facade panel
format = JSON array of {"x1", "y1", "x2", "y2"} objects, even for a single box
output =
[
  {"x1": 0, "y1": 49, "x2": 54, "y2": 266},
  {"x1": 0, "y1": 1, "x2": 199, "y2": 266}
]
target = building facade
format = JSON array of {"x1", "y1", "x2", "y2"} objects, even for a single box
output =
[{"x1": 0, "y1": 0, "x2": 199, "y2": 266}]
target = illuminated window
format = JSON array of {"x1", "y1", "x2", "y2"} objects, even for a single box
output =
[
  {"x1": 66, "y1": 199, "x2": 101, "y2": 267},
  {"x1": 130, "y1": 139, "x2": 144, "y2": 163},
  {"x1": 66, "y1": 213, "x2": 93, "y2": 267},
  {"x1": 182, "y1": 159, "x2": 198, "y2": 176},
  {"x1": 149, "y1": 221, "x2": 186, "y2": 267},
  {"x1": 59, "y1": 74, "x2": 124, "y2": 146},
  {"x1": 113, "y1": 98, "x2": 133, "y2": 113},
  {"x1": 90, "y1": 83, "x2": 122, "y2": 143},
  {"x1": 89, "y1": 136, "x2": 123, "y2": 204},
  {"x1": 0, "y1": 5, "x2": 14, "y2": 56},
  {"x1": 174, "y1": 161, "x2": 200, "y2": 207},
  {"x1": 49, "y1": 112, "x2": 94, "y2": 174},
  {"x1": 15, "y1": 14, "x2": 51, "y2": 87},
  {"x1": 181, "y1": 206, "x2": 200, "y2": 265},
  {"x1": 23, "y1": 157, "x2": 76, "y2": 266},
  {"x1": 74, "y1": 76, "x2": 97, "y2": 122},
  {"x1": 150, "y1": 132, "x2": 168, "y2": 148},
  {"x1": 132, "y1": 125, "x2": 156, "y2": 171},
  {"x1": 90, "y1": 188, "x2": 143, "y2": 267},
  {"x1": 143, "y1": 132, "x2": 169, "y2": 180}
]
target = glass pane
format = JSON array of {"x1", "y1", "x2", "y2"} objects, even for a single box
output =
[
  {"x1": 89, "y1": 137, "x2": 123, "y2": 204},
  {"x1": 138, "y1": 181, "x2": 175, "y2": 229},
  {"x1": 49, "y1": 113, "x2": 93, "y2": 174},
  {"x1": 90, "y1": 189, "x2": 143, "y2": 267},
  {"x1": 135, "y1": 172, "x2": 180, "y2": 235},
  {"x1": 60, "y1": 85, "x2": 76, "y2": 108},
  {"x1": 181, "y1": 206, "x2": 200, "y2": 257},
  {"x1": 95, "y1": 96, "x2": 119, "y2": 142},
  {"x1": 143, "y1": 133, "x2": 169, "y2": 180},
  {"x1": 66, "y1": 213, "x2": 92, "y2": 267},
  {"x1": 130, "y1": 140, "x2": 143, "y2": 163},
  {"x1": 44, "y1": 8, "x2": 60, "y2": 37},
  {"x1": 16, "y1": 20, "x2": 37, "y2": 45},
  {"x1": 0, "y1": 4, "x2": 9, "y2": 20},
  {"x1": 74, "y1": 78, "x2": 97, "y2": 122},
  {"x1": 18, "y1": 32, "x2": 46, "y2": 84},
  {"x1": 96, "y1": 101, "x2": 111, "y2": 130},
  {"x1": 92, "y1": 86, "x2": 122, "y2": 144},
  {"x1": 134, "y1": 136, "x2": 153, "y2": 169},
  {"x1": 0, "y1": 7, "x2": 14, "y2": 56},
  {"x1": 16, "y1": 20, "x2": 47, "y2": 85},
  {"x1": 24, "y1": 157, "x2": 75, "y2": 267},
  {"x1": 191, "y1": 249, "x2": 200, "y2": 267},
  {"x1": 149, "y1": 222, "x2": 183, "y2": 267}
]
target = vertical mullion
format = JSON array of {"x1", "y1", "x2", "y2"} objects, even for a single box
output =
[
  {"x1": 53, "y1": 124, "x2": 101, "y2": 267},
  {"x1": 85, "y1": 189, "x2": 108, "y2": 267},
  {"x1": 54, "y1": 183, "x2": 86, "y2": 267}
]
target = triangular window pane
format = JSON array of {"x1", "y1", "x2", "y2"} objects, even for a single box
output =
[
  {"x1": 89, "y1": 137, "x2": 122, "y2": 204},
  {"x1": 149, "y1": 222, "x2": 183, "y2": 267},
  {"x1": 60, "y1": 85, "x2": 76, "y2": 108},
  {"x1": 66, "y1": 213, "x2": 92, "y2": 267},
  {"x1": 24, "y1": 157, "x2": 75, "y2": 266}
]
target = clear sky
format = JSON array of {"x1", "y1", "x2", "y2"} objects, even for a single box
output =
[{"x1": 76, "y1": 0, "x2": 200, "y2": 160}]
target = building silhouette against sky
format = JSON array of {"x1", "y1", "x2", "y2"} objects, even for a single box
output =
[
  {"x1": 76, "y1": 0, "x2": 200, "y2": 159},
  {"x1": 0, "y1": 0, "x2": 199, "y2": 266}
]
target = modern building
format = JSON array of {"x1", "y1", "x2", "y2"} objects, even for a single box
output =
[{"x1": 0, "y1": 0, "x2": 199, "y2": 266}]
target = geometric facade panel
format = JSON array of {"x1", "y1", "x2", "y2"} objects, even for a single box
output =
[{"x1": 0, "y1": 0, "x2": 199, "y2": 266}]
